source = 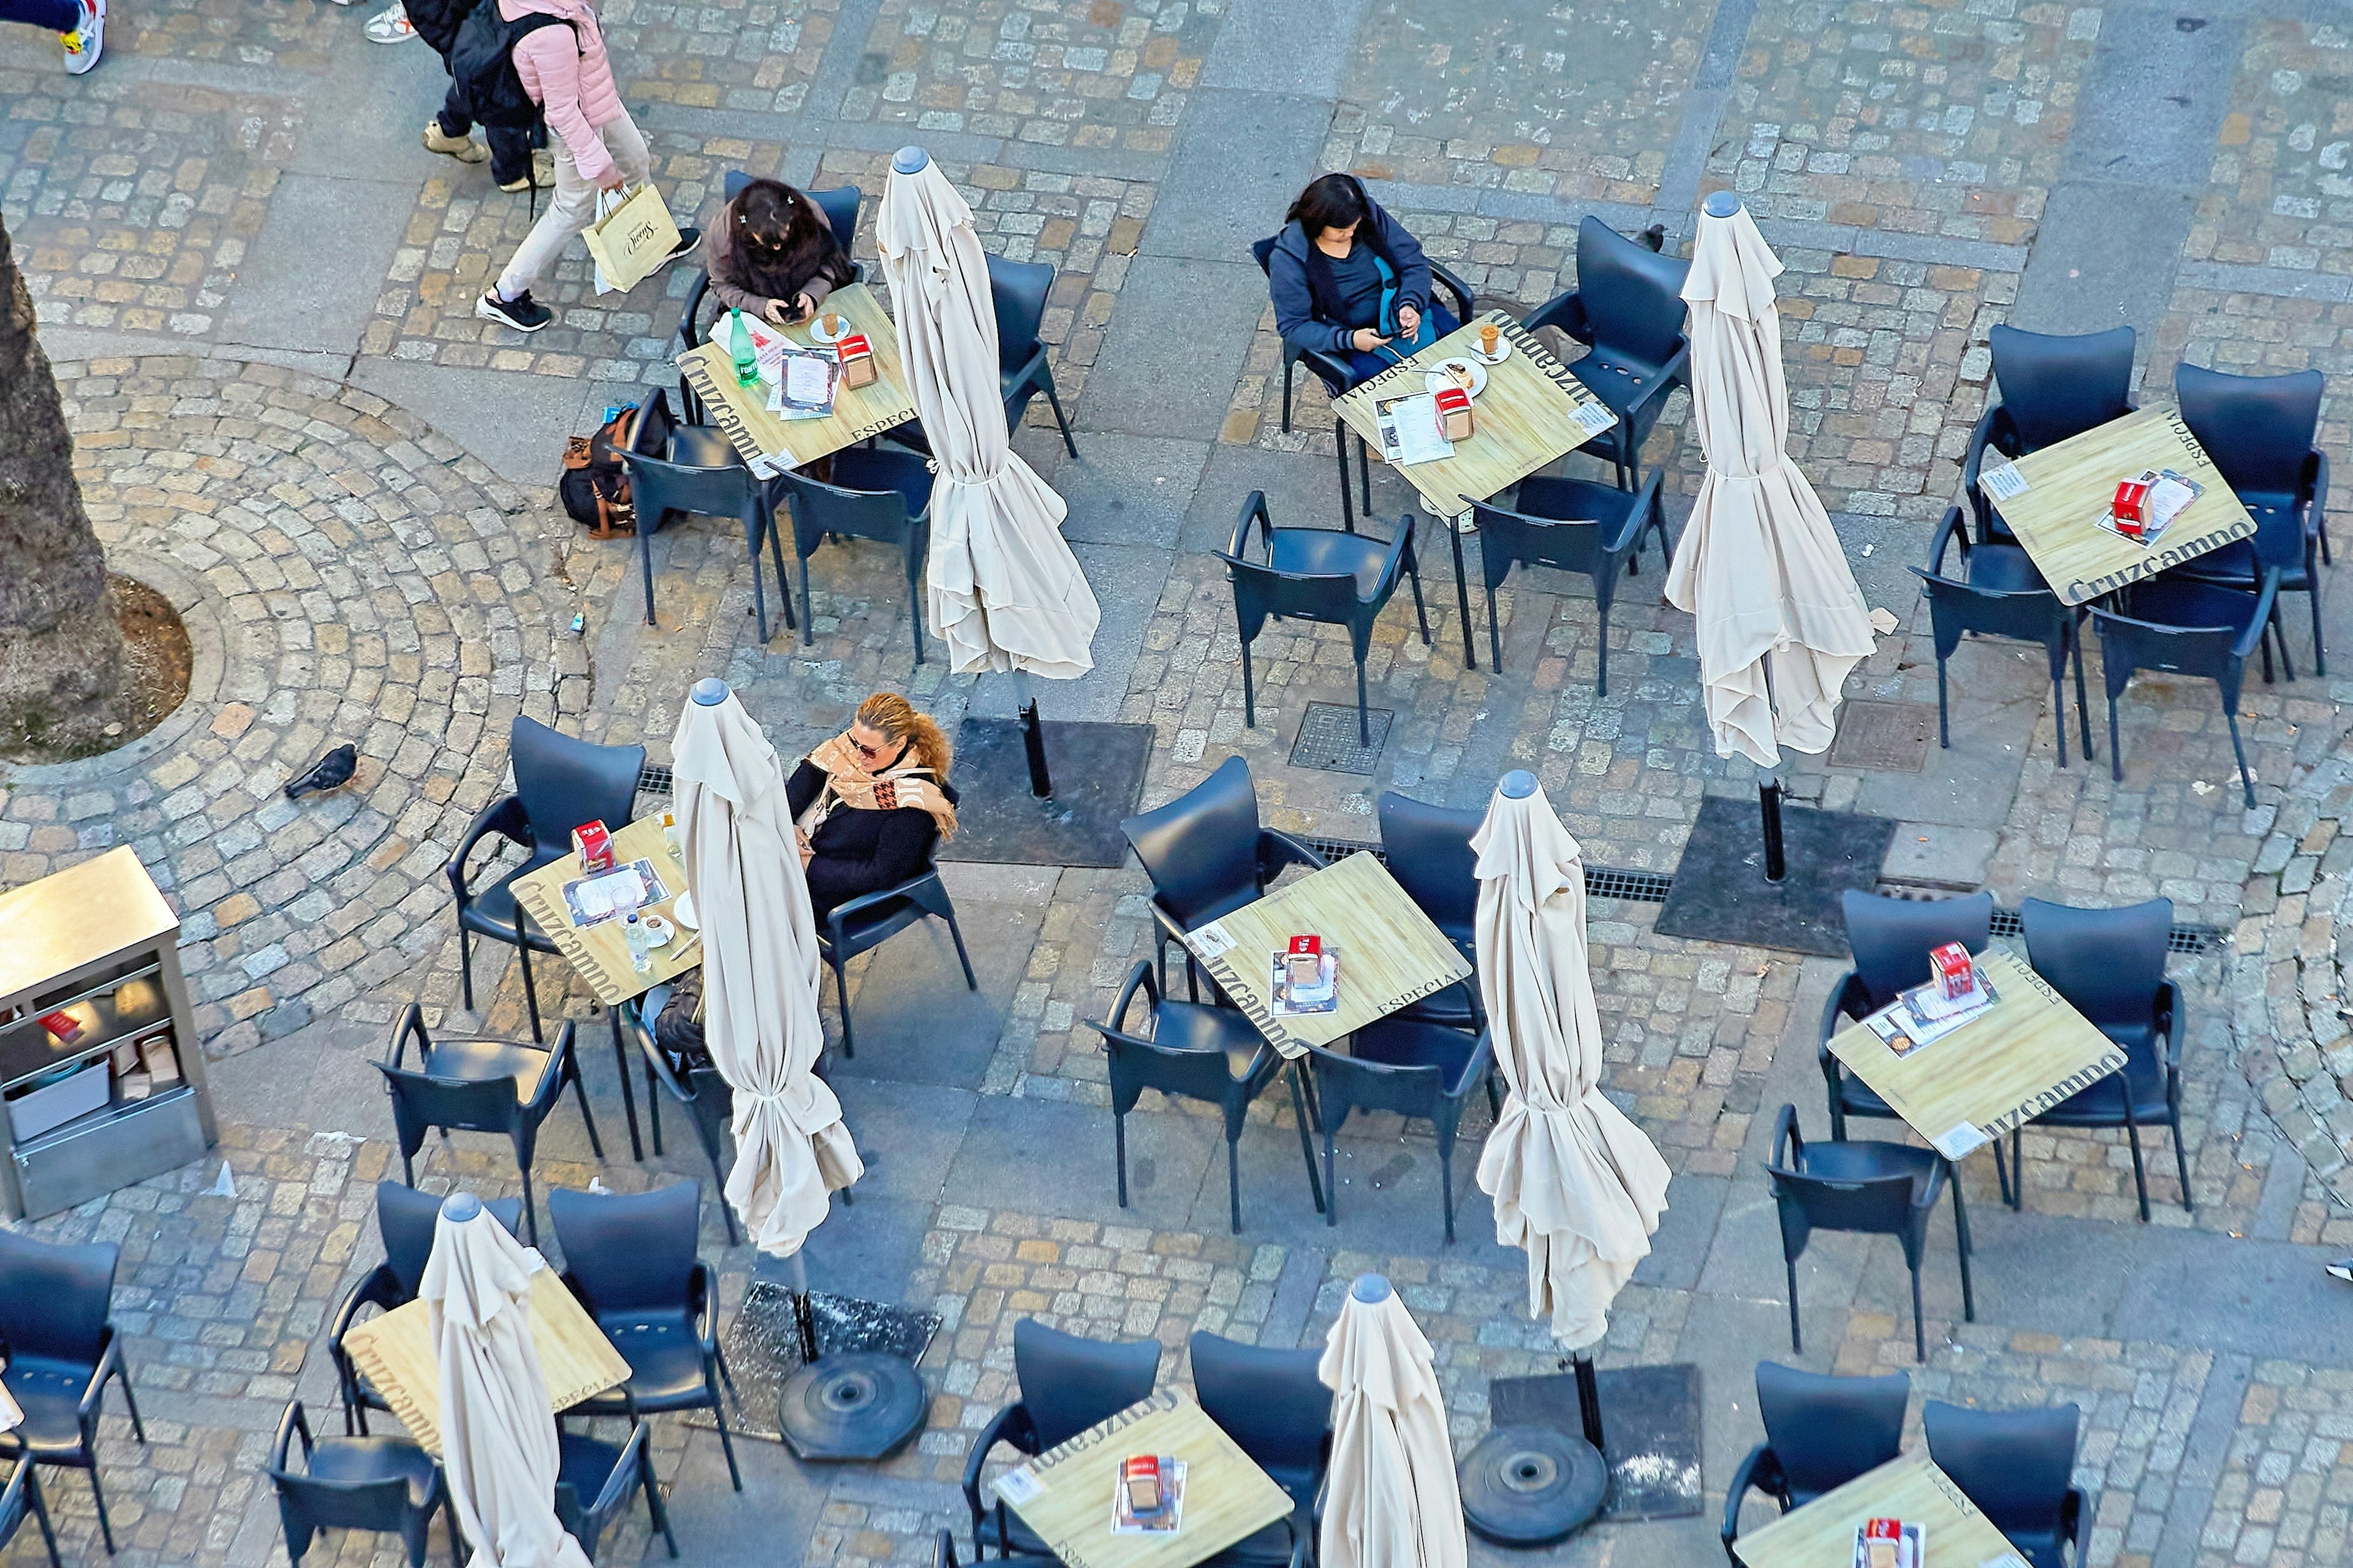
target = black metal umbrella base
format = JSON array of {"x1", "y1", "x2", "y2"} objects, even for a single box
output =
[
  {"x1": 776, "y1": 1350, "x2": 928, "y2": 1462},
  {"x1": 1653, "y1": 793, "x2": 1896, "y2": 957},
  {"x1": 1460, "y1": 1424, "x2": 1609, "y2": 1546}
]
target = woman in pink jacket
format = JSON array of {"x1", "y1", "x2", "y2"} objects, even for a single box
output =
[{"x1": 477, "y1": 0, "x2": 697, "y2": 331}]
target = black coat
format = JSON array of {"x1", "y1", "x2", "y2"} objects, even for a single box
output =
[{"x1": 786, "y1": 762, "x2": 955, "y2": 920}]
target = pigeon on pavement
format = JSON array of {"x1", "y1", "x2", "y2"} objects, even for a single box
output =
[{"x1": 284, "y1": 743, "x2": 358, "y2": 800}]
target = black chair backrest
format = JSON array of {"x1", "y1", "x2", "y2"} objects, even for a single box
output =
[
  {"x1": 718, "y1": 172, "x2": 860, "y2": 259},
  {"x1": 1121, "y1": 756, "x2": 1264, "y2": 928},
  {"x1": 0, "y1": 1228, "x2": 115, "y2": 1365},
  {"x1": 510, "y1": 716, "x2": 644, "y2": 867},
  {"x1": 1376, "y1": 792, "x2": 1479, "y2": 941},
  {"x1": 555, "y1": 1423, "x2": 651, "y2": 1558},
  {"x1": 1574, "y1": 217, "x2": 1689, "y2": 368},
  {"x1": 1221, "y1": 493, "x2": 1388, "y2": 645},
  {"x1": 376, "y1": 1182, "x2": 526, "y2": 1300},
  {"x1": 779, "y1": 468, "x2": 916, "y2": 556},
  {"x1": 269, "y1": 1402, "x2": 415, "y2": 1537},
  {"x1": 1923, "y1": 1400, "x2": 2080, "y2": 1545},
  {"x1": 2018, "y1": 898, "x2": 2170, "y2": 1038},
  {"x1": 1767, "y1": 1111, "x2": 1918, "y2": 1250},
  {"x1": 1190, "y1": 1332, "x2": 1330, "y2": 1479},
  {"x1": 1988, "y1": 325, "x2": 2134, "y2": 452},
  {"x1": 1754, "y1": 1362, "x2": 1909, "y2": 1503},
  {"x1": 2177, "y1": 362, "x2": 2322, "y2": 502},
  {"x1": 1840, "y1": 890, "x2": 1994, "y2": 1011},
  {"x1": 988, "y1": 253, "x2": 1053, "y2": 374},
  {"x1": 620, "y1": 446, "x2": 755, "y2": 529},
  {"x1": 1911, "y1": 566, "x2": 2067, "y2": 658},
  {"x1": 377, "y1": 1064, "x2": 524, "y2": 1140},
  {"x1": 2091, "y1": 588, "x2": 2253, "y2": 693},
  {"x1": 1311, "y1": 1045, "x2": 1442, "y2": 1123},
  {"x1": 1013, "y1": 1319, "x2": 1160, "y2": 1450},
  {"x1": 1468, "y1": 498, "x2": 1619, "y2": 590},
  {"x1": 548, "y1": 1182, "x2": 702, "y2": 1319},
  {"x1": 1104, "y1": 1026, "x2": 1245, "y2": 1117}
]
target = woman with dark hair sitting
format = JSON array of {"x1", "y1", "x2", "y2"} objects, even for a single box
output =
[
  {"x1": 786, "y1": 691, "x2": 958, "y2": 922},
  {"x1": 1267, "y1": 172, "x2": 1458, "y2": 386},
  {"x1": 705, "y1": 177, "x2": 857, "y2": 327}
]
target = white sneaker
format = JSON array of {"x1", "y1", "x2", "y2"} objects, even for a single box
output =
[
  {"x1": 2330, "y1": 1258, "x2": 2353, "y2": 1283},
  {"x1": 363, "y1": 1, "x2": 414, "y2": 42},
  {"x1": 61, "y1": 0, "x2": 103, "y2": 74}
]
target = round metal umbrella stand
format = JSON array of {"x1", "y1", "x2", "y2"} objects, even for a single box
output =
[
  {"x1": 777, "y1": 1350, "x2": 929, "y2": 1462},
  {"x1": 1459, "y1": 1423, "x2": 1608, "y2": 1546}
]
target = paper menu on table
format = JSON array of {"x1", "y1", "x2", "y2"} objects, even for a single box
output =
[
  {"x1": 1571, "y1": 400, "x2": 1615, "y2": 436},
  {"x1": 993, "y1": 1465, "x2": 1045, "y2": 1507},
  {"x1": 1862, "y1": 966, "x2": 1999, "y2": 1057},
  {"x1": 1933, "y1": 1123, "x2": 1990, "y2": 1159},
  {"x1": 1980, "y1": 461, "x2": 2029, "y2": 501},
  {"x1": 1373, "y1": 393, "x2": 1454, "y2": 466}
]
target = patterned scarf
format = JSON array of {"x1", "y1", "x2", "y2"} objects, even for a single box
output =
[{"x1": 801, "y1": 732, "x2": 958, "y2": 843}]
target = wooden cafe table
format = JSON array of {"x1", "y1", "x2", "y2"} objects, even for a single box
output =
[
  {"x1": 1984, "y1": 404, "x2": 2256, "y2": 607},
  {"x1": 1731, "y1": 1451, "x2": 2031, "y2": 1568},
  {"x1": 1825, "y1": 948, "x2": 2125, "y2": 1165},
  {"x1": 991, "y1": 1390, "x2": 1298, "y2": 1568},
  {"x1": 337, "y1": 1267, "x2": 632, "y2": 1458},
  {"x1": 1180, "y1": 851, "x2": 1472, "y2": 1060},
  {"x1": 510, "y1": 809, "x2": 702, "y2": 1158},
  {"x1": 674, "y1": 282, "x2": 920, "y2": 476},
  {"x1": 1332, "y1": 309, "x2": 1622, "y2": 670}
]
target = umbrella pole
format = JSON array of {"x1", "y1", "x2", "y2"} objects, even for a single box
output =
[
  {"x1": 1758, "y1": 773, "x2": 1787, "y2": 883},
  {"x1": 1012, "y1": 671, "x2": 1053, "y2": 798},
  {"x1": 1572, "y1": 1351, "x2": 1606, "y2": 1453},
  {"x1": 787, "y1": 1253, "x2": 820, "y2": 1365}
]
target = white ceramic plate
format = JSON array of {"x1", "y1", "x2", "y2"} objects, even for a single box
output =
[
  {"x1": 1425, "y1": 357, "x2": 1488, "y2": 398},
  {"x1": 672, "y1": 891, "x2": 697, "y2": 930}
]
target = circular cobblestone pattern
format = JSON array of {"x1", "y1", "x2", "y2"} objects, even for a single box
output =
[{"x1": 0, "y1": 357, "x2": 573, "y2": 1057}]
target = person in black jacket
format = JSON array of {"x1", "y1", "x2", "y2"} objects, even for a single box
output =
[
  {"x1": 411, "y1": 0, "x2": 545, "y2": 193},
  {"x1": 1267, "y1": 173, "x2": 1457, "y2": 387},
  {"x1": 787, "y1": 692, "x2": 958, "y2": 922}
]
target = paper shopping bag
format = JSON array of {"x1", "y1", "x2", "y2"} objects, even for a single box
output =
[{"x1": 583, "y1": 183, "x2": 681, "y2": 295}]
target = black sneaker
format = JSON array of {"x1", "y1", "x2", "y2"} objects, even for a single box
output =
[
  {"x1": 477, "y1": 289, "x2": 551, "y2": 332},
  {"x1": 661, "y1": 227, "x2": 702, "y2": 267}
]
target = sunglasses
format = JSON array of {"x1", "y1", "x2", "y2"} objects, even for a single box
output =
[{"x1": 850, "y1": 735, "x2": 884, "y2": 761}]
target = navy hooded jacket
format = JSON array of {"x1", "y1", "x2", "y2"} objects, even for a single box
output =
[{"x1": 1266, "y1": 197, "x2": 1433, "y2": 360}]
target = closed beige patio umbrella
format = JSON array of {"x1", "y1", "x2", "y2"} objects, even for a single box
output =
[
  {"x1": 1319, "y1": 1274, "x2": 1467, "y2": 1568},
  {"x1": 1472, "y1": 772, "x2": 1671, "y2": 1352},
  {"x1": 1665, "y1": 194, "x2": 1874, "y2": 769},
  {"x1": 673, "y1": 678, "x2": 862, "y2": 1260},
  {"x1": 420, "y1": 1192, "x2": 591, "y2": 1568}
]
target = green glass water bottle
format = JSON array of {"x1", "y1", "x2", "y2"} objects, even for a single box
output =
[{"x1": 728, "y1": 308, "x2": 758, "y2": 387}]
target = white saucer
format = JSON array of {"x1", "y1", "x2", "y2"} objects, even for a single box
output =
[
  {"x1": 1425, "y1": 357, "x2": 1488, "y2": 398},
  {"x1": 1469, "y1": 338, "x2": 1511, "y2": 365},
  {"x1": 808, "y1": 314, "x2": 852, "y2": 346},
  {"x1": 641, "y1": 914, "x2": 676, "y2": 948},
  {"x1": 672, "y1": 891, "x2": 698, "y2": 930}
]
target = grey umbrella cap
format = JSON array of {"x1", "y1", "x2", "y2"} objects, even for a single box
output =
[
  {"x1": 441, "y1": 1191, "x2": 483, "y2": 1222},
  {"x1": 691, "y1": 678, "x2": 731, "y2": 706},
  {"x1": 1703, "y1": 192, "x2": 1743, "y2": 218},
  {"x1": 1350, "y1": 1273, "x2": 1393, "y2": 1304},
  {"x1": 892, "y1": 146, "x2": 930, "y2": 173},
  {"x1": 1501, "y1": 770, "x2": 1539, "y2": 799}
]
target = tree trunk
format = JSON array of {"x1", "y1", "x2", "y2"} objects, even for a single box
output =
[{"x1": 0, "y1": 210, "x2": 124, "y2": 758}]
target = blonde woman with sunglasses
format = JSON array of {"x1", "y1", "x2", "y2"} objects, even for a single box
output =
[{"x1": 787, "y1": 692, "x2": 958, "y2": 919}]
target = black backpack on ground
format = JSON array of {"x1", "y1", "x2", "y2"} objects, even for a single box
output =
[
  {"x1": 558, "y1": 389, "x2": 676, "y2": 537},
  {"x1": 449, "y1": 3, "x2": 574, "y2": 129}
]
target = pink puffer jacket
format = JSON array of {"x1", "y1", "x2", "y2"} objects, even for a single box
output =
[{"x1": 501, "y1": 0, "x2": 625, "y2": 184}]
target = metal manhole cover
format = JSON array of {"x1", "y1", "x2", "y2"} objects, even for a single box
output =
[
  {"x1": 1827, "y1": 700, "x2": 1937, "y2": 773},
  {"x1": 1289, "y1": 702, "x2": 1394, "y2": 773}
]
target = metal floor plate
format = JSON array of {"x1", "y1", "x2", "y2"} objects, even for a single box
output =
[
  {"x1": 1491, "y1": 1365, "x2": 1705, "y2": 1523},
  {"x1": 685, "y1": 1282, "x2": 939, "y2": 1444},
  {"x1": 1289, "y1": 701, "x2": 1394, "y2": 773},
  {"x1": 1826, "y1": 700, "x2": 1939, "y2": 773}
]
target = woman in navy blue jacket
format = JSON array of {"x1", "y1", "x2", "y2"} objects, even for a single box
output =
[{"x1": 1267, "y1": 173, "x2": 1457, "y2": 386}]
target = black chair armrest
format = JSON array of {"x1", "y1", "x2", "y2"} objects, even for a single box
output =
[
  {"x1": 1427, "y1": 262, "x2": 1477, "y2": 327},
  {"x1": 2306, "y1": 448, "x2": 2330, "y2": 539},
  {"x1": 447, "y1": 794, "x2": 529, "y2": 903},
  {"x1": 273, "y1": 1398, "x2": 309, "y2": 1472},
  {"x1": 81, "y1": 1329, "x2": 123, "y2": 1428},
  {"x1": 1298, "y1": 347, "x2": 1355, "y2": 399},
  {"x1": 961, "y1": 1403, "x2": 1039, "y2": 1526},
  {"x1": 824, "y1": 870, "x2": 943, "y2": 944},
  {"x1": 389, "y1": 1002, "x2": 432, "y2": 1069},
  {"x1": 2235, "y1": 569, "x2": 2284, "y2": 661},
  {"x1": 1520, "y1": 287, "x2": 1591, "y2": 344},
  {"x1": 1363, "y1": 514, "x2": 1415, "y2": 604},
  {"x1": 676, "y1": 270, "x2": 711, "y2": 351},
  {"x1": 1771, "y1": 1102, "x2": 1803, "y2": 1169},
  {"x1": 1653, "y1": 337, "x2": 1692, "y2": 395},
  {"x1": 1928, "y1": 504, "x2": 1970, "y2": 575},
  {"x1": 2156, "y1": 979, "x2": 2185, "y2": 1072},
  {"x1": 523, "y1": 1021, "x2": 580, "y2": 1115},
  {"x1": 1101, "y1": 960, "x2": 1157, "y2": 1038},
  {"x1": 1817, "y1": 971, "x2": 1868, "y2": 1050},
  {"x1": 1960, "y1": 405, "x2": 2012, "y2": 537},
  {"x1": 1257, "y1": 829, "x2": 1328, "y2": 882},
  {"x1": 1444, "y1": 1028, "x2": 1497, "y2": 1101},
  {"x1": 690, "y1": 1261, "x2": 721, "y2": 1356},
  {"x1": 330, "y1": 1266, "x2": 401, "y2": 1354},
  {"x1": 2064, "y1": 1484, "x2": 2093, "y2": 1566},
  {"x1": 1605, "y1": 473, "x2": 1666, "y2": 559},
  {"x1": 1721, "y1": 1442, "x2": 1784, "y2": 1562},
  {"x1": 1230, "y1": 490, "x2": 1276, "y2": 559}
]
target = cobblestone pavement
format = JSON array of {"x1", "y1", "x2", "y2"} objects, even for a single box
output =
[{"x1": 9, "y1": 0, "x2": 2353, "y2": 1563}]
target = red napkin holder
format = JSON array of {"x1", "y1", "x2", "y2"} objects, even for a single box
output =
[
  {"x1": 572, "y1": 820, "x2": 615, "y2": 874},
  {"x1": 835, "y1": 332, "x2": 877, "y2": 389},
  {"x1": 1928, "y1": 941, "x2": 1975, "y2": 1002},
  {"x1": 2112, "y1": 478, "x2": 2150, "y2": 538},
  {"x1": 1433, "y1": 385, "x2": 1474, "y2": 440}
]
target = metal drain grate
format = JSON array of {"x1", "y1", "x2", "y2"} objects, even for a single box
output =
[
  {"x1": 637, "y1": 763, "x2": 674, "y2": 796},
  {"x1": 1295, "y1": 837, "x2": 1677, "y2": 906},
  {"x1": 1289, "y1": 702, "x2": 1394, "y2": 773},
  {"x1": 1879, "y1": 884, "x2": 2224, "y2": 956}
]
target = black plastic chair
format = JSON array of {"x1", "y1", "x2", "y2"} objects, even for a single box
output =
[
  {"x1": 1765, "y1": 1105, "x2": 1973, "y2": 1362},
  {"x1": 963, "y1": 1320, "x2": 1161, "y2": 1560},
  {"x1": 1121, "y1": 756, "x2": 1327, "y2": 1000},
  {"x1": 1092, "y1": 959, "x2": 1324, "y2": 1232},
  {"x1": 1520, "y1": 218, "x2": 1691, "y2": 490},
  {"x1": 1223, "y1": 491, "x2": 1430, "y2": 748},
  {"x1": 626, "y1": 983, "x2": 742, "y2": 1246},
  {"x1": 990, "y1": 252, "x2": 1078, "y2": 456},
  {"x1": 548, "y1": 1183, "x2": 742, "y2": 1492},
  {"x1": 331, "y1": 1183, "x2": 525, "y2": 1435},
  {"x1": 1816, "y1": 888, "x2": 1996, "y2": 1143},
  {"x1": 447, "y1": 714, "x2": 645, "y2": 1043},
  {"x1": 1374, "y1": 791, "x2": 1481, "y2": 1029},
  {"x1": 1923, "y1": 1401, "x2": 2093, "y2": 1568},
  {"x1": 1471, "y1": 470, "x2": 1669, "y2": 687},
  {"x1": 555, "y1": 1422, "x2": 678, "y2": 1562},
  {"x1": 0, "y1": 1460, "x2": 59, "y2": 1568},
  {"x1": 1911, "y1": 504, "x2": 2093, "y2": 768},
  {"x1": 777, "y1": 444, "x2": 934, "y2": 667},
  {"x1": 934, "y1": 1526, "x2": 1059, "y2": 1568},
  {"x1": 1963, "y1": 325, "x2": 2135, "y2": 545},
  {"x1": 1309, "y1": 1020, "x2": 1497, "y2": 1243},
  {"x1": 620, "y1": 440, "x2": 795, "y2": 645},
  {"x1": 1247, "y1": 235, "x2": 1476, "y2": 532},
  {"x1": 268, "y1": 1401, "x2": 452, "y2": 1568},
  {"x1": 1190, "y1": 1332, "x2": 1330, "y2": 1565},
  {"x1": 0, "y1": 1230, "x2": 146, "y2": 1554},
  {"x1": 2175, "y1": 362, "x2": 2329, "y2": 674},
  {"x1": 818, "y1": 850, "x2": 977, "y2": 1060},
  {"x1": 2089, "y1": 569, "x2": 2281, "y2": 808},
  {"x1": 1721, "y1": 1363, "x2": 1908, "y2": 1564},
  {"x1": 2017, "y1": 897, "x2": 2188, "y2": 1223},
  {"x1": 374, "y1": 1004, "x2": 601, "y2": 1245}
]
